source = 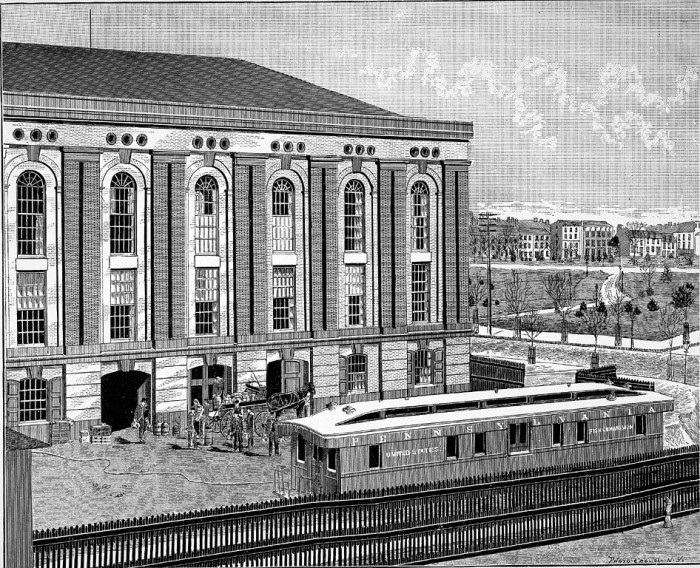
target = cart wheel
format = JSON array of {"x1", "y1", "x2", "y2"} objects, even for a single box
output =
[
  {"x1": 220, "y1": 412, "x2": 233, "y2": 439},
  {"x1": 255, "y1": 411, "x2": 270, "y2": 439}
]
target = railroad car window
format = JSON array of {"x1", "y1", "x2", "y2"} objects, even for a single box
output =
[
  {"x1": 369, "y1": 445, "x2": 381, "y2": 469},
  {"x1": 474, "y1": 432, "x2": 486, "y2": 456},
  {"x1": 318, "y1": 447, "x2": 325, "y2": 462},
  {"x1": 446, "y1": 435, "x2": 459, "y2": 459},
  {"x1": 388, "y1": 406, "x2": 431, "y2": 418},
  {"x1": 635, "y1": 415, "x2": 647, "y2": 436},
  {"x1": 532, "y1": 393, "x2": 573, "y2": 404},
  {"x1": 509, "y1": 422, "x2": 530, "y2": 453},
  {"x1": 435, "y1": 401, "x2": 480, "y2": 413},
  {"x1": 328, "y1": 449, "x2": 337, "y2": 471},
  {"x1": 497, "y1": 397, "x2": 528, "y2": 407},
  {"x1": 552, "y1": 423, "x2": 563, "y2": 446},
  {"x1": 576, "y1": 421, "x2": 589, "y2": 444},
  {"x1": 297, "y1": 434, "x2": 306, "y2": 462}
]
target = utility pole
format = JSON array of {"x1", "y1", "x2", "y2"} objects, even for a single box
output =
[{"x1": 478, "y1": 212, "x2": 498, "y2": 335}]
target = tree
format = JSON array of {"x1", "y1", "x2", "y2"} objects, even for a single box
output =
[
  {"x1": 670, "y1": 282, "x2": 695, "y2": 324},
  {"x1": 626, "y1": 221, "x2": 647, "y2": 265},
  {"x1": 503, "y1": 271, "x2": 531, "y2": 339},
  {"x1": 623, "y1": 301, "x2": 642, "y2": 349},
  {"x1": 607, "y1": 287, "x2": 629, "y2": 347},
  {"x1": 542, "y1": 271, "x2": 583, "y2": 344},
  {"x1": 609, "y1": 235, "x2": 620, "y2": 265},
  {"x1": 468, "y1": 271, "x2": 487, "y2": 325},
  {"x1": 575, "y1": 289, "x2": 609, "y2": 354},
  {"x1": 584, "y1": 251, "x2": 590, "y2": 275},
  {"x1": 658, "y1": 306, "x2": 683, "y2": 379},
  {"x1": 521, "y1": 308, "x2": 544, "y2": 347},
  {"x1": 660, "y1": 262, "x2": 672, "y2": 284},
  {"x1": 639, "y1": 257, "x2": 658, "y2": 296},
  {"x1": 647, "y1": 298, "x2": 659, "y2": 312}
]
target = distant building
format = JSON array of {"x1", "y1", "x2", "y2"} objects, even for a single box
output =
[
  {"x1": 550, "y1": 220, "x2": 582, "y2": 261},
  {"x1": 672, "y1": 221, "x2": 700, "y2": 257},
  {"x1": 582, "y1": 221, "x2": 614, "y2": 261},
  {"x1": 517, "y1": 219, "x2": 551, "y2": 261},
  {"x1": 617, "y1": 221, "x2": 700, "y2": 260}
]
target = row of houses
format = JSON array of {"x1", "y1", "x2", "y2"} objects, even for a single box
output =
[{"x1": 470, "y1": 215, "x2": 700, "y2": 262}]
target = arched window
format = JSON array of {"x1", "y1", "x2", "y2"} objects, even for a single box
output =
[
  {"x1": 195, "y1": 175, "x2": 219, "y2": 254},
  {"x1": 411, "y1": 182, "x2": 429, "y2": 251},
  {"x1": 16, "y1": 170, "x2": 45, "y2": 256},
  {"x1": 344, "y1": 180, "x2": 365, "y2": 252},
  {"x1": 20, "y1": 377, "x2": 47, "y2": 422},
  {"x1": 272, "y1": 178, "x2": 294, "y2": 252},
  {"x1": 110, "y1": 172, "x2": 136, "y2": 254}
]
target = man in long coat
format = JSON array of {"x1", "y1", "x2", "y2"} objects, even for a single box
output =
[{"x1": 133, "y1": 398, "x2": 150, "y2": 443}]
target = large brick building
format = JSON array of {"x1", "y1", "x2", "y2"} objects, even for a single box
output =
[{"x1": 2, "y1": 43, "x2": 473, "y2": 442}]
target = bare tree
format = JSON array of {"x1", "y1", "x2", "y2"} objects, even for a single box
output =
[
  {"x1": 623, "y1": 301, "x2": 642, "y2": 349},
  {"x1": 503, "y1": 271, "x2": 531, "y2": 338},
  {"x1": 542, "y1": 271, "x2": 583, "y2": 343},
  {"x1": 468, "y1": 271, "x2": 488, "y2": 326},
  {"x1": 607, "y1": 287, "x2": 629, "y2": 347},
  {"x1": 521, "y1": 307, "x2": 545, "y2": 364},
  {"x1": 639, "y1": 257, "x2": 658, "y2": 296},
  {"x1": 626, "y1": 221, "x2": 647, "y2": 265},
  {"x1": 575, "y1": 287, "x2": 609, "y2": 355},
  {"x1": 658, "y1": 306, "x2": 683, "y2": 379}
]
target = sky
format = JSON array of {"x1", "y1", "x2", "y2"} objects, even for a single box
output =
[{"x1": 2, "y1": 1, "x2": 698, "y2": 226}]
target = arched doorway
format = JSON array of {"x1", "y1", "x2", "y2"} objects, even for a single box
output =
[
  {"x1": 101, "y1": 371, "x2": 151, "y2": 431},
  {"x1": 189, "y1": 365, "x2": 233, "y2": 407},
  {"x1": 266, "y1": 359, "x2": 308, "y2": 397}
]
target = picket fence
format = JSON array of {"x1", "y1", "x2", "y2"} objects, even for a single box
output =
[{"x1": 33, "y1": 445, "x2": 699, "y2": 568}]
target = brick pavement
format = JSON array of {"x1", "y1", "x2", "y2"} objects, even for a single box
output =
[{"x1": 31, "y1": 427, "x2": 290, "y2": 530}]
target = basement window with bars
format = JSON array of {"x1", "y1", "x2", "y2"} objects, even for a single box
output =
[
  {"x1": 345, "y1": 265, "x2": 365, "y2": 327},
  {"x1": 16, "y1": 170, "x2": 45, "y2": 256},
  {"x1": 272, "y1": 178, "x2": 295, "y2": 251},
  {"x1": 110, "y1": 172, "x2": 136, "y2": 254},
  {"x1": 19, "y1": 377, "x2": 47, "y2": 422},
  {"x1": 195, "y1": 268, "x2": 219, "y2": 335},
  {"x1": 411, "y1": 263, "x2": 430, "y2": 322},
  {"x1": 344, "y1": 179, "x2": 365, "y2": 252},
  {"x1": 411, "y1": 181, "x2": 429, "y2": 251},
  {"x1": 272, "y1": 267, "x2": 295, "y2": 330},
  {"x1": 110, "y1": 270, "x2": 136, "y2": 340},
  {"x1": 509, "y1": 422, "x2": 530, "y2": 453},
  {"x1": 194, "y1": 175, "x2": 218, "y2": 254},
  {"x1": 16, "y1": 271, "x2": 46, "y2": 346}
]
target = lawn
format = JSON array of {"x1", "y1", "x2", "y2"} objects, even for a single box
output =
[{"x1": 469, "y1": 268, "x2": 610, "y2": 320}]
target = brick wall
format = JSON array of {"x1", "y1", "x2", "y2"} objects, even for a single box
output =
[
  {"x1": 251, "y1": 165, "x2": 268, "y2": 335},
  {"x1": 443, "y1": 170, "x2": 458, "y2": 325},
  {"x1": 83, "y1": 161, "x2": 101, "y2": 344},
  {"x1": 63, "y1": 161, "x2": 81, "y2": 346},
  {"x1": 378, "y1": 168, "x2": 393, "y2": 329},
  {"x1": 233, "y1": 164, "x2": 252, "y2": 336},
  {"x1": 456, "y1": 170, "x2": 470, "y2": 323}
]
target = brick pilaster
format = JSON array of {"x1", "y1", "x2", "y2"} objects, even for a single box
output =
[
  {"x1": 233, "y1": 164, "x2": 252, "y2": 336},
  {"x1": 392, "y1": 167, "x2": 407, "y2": 329},
  {"x1": 443, "y1": 170, "x2": 458, "y2": 325},
  {"x1": 62, "y1": 161, "x2": 80, "y2": 346},
  {"x1": 82, "y1": 161, "x2": 101, "y2": 344},
  {"x1": 251, "y1": 165, "x2": 267, "y2": 336},
  {"x1": 456, "y1": 170, "x2": 470, "y2": 323},
  {"x1": 324, "y1": 166, "x2": 339, "y2": 331}
]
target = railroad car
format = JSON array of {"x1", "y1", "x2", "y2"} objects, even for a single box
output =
[{"x1": 288, "y1": 383, "x2": 673, "y2": 494}]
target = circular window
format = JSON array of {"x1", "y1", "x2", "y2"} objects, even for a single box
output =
[
  {"x1": 121, "y1": 133, "x2": 133, "y2": 146},
  {"x1": 206, "y1": 137, "x2": 216, "y2": 150},
  {"x1": 46, "y1": 129, "x2": 58, "y2": 143},
  {"x1": 283, "y1": 141, "x2": 294, "y2": 152},
  {"x1": 296, "y1": 142, "x2": 306, "y2": 153},
  {"x1": 13, "y1": 128, "x2": 24, "y2": 140},
  {"x1": 410, "y1": 147, "x2": 419, "y2": 158},
  {"x1": 30, "y1": 129, "x2": 42, "y2": 142},
  {"x1": 343, "y1": 144, "x2": 353, "y2": 155},
  {"x1": 192, "y1": 136, "x2": 204, "y2": 149},
  {"x1": 106, "y1": 133, "x2": 117, "y2": 145},
  {"x1": 432, "y1": 147, "x2": 440, "y2": 158},
  {"x1": 355, "y1": 145, "x2": 365, "y2": 155},
  {"x1": 271, "y1": 141, "x2": 281, "y2": 152},
  {"x1": 420, "y1": 147, "x2": 430, "y2": 158},
  {"x1": 136, "y1": 134, "x2": 148, "y2": 146},
  {"x1": 367, "y1": 145, "x2": 376, "y2": 156},
  {"x1": 220, "y1": 138, "x2": 230, "y2": 150}
]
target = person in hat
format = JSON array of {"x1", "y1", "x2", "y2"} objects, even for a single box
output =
[
  {"x1": 266, "y1": 412, "x2": 280, "y2": 456},
  {"x1": 245, "y1": 409, "x2": 255, "y2": 448},
  {"x1": 133, "y1": 398, "x2": 150, "y2": 443},
  {"x1": 191, "y1": 399, "x2": 204, "y2": 449}
]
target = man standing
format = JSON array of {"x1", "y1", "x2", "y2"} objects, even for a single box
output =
[
  {"x1": 267, "y1": 412, "x2": 280, "y2": 456},
  {"x1": 245, "y1": 409, "x2": 255, "y2": 449},
  {"x1": 133, "y1": 398, "x2": 150, "y2": 443}
]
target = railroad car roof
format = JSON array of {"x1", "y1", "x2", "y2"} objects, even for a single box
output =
[{"x1": 292, "y1": 384, "x2": 672, "y2": 438}]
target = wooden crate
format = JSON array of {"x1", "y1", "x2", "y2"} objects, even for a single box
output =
[
  {"x1": 90, "y1": 435, "x2": 111, "y2": 445},
  {"x1": 50, "y1": 421, "x2": 72, "y2": 445},
  {"x1": 89, "y1": 424, "x2": 112, "y2": 436},
  {"x1": 79, "y1": 430, "x2": 90, "y2": 444}
]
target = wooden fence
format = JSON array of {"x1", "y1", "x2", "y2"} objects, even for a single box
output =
[
  {"x1": 33, "y1": 446, "x2": 699, "y2": 568},
  {"x1": 575, "y1": 365, "x2": 655, "y2": 392},
  {"x1": 469, "y1": 355, "x2": 525, "y2": 390}
]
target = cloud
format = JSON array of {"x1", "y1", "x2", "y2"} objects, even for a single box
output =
[{"x1": 360, "y1": 49, "x2": 698, "y2": 156}]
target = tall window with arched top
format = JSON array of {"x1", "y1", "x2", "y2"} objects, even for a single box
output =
[
  {"x1": 20, "y1": 377, "x2": 47, "y2": 422},
  {"x1": 344, "y1": 180, "x2": 365, "y2": 252},
  {"x1": 16, "y1": 170, "x2": 45, "y2": 256},
  {"x1": 411, "y1": 182, "x2": 429, "y2": 251},
  {"x1": 272, "y1": 178, "x2": 294, "y2": 251},
  {"x1": 110, "y1": 172, "x2": 136, "y2": 254},
  {"x1": 195, "y1": 175, "x2": 219, "y2": 254}
]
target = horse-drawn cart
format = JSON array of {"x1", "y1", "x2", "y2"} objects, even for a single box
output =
[{"x1": 210, "y1": 381, "x2": 314, "y2": 440}]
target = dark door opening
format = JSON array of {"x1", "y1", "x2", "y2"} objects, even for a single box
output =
[
  {"x1": 189, "y1": 365, "x2": 233, "y2": 407},
  {"x1": 266, "y1": 360, "x2": 282, "y2": 397},
  {"x1": 266, "y1": 359, "x2": 308, "y2": 397},
  {"x1": 101, "y1": 371, "x2": 150, "y2": 431}
]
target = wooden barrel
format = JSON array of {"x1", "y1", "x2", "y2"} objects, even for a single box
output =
[
  {"x1": 154, "y1": 422, "x2": 162, "y2": 436},
  {"x1": 172, "y1": 423, "x2": 180, "y2": 437},
  {"x1": 161, "y1": 422, "x2": 170, "y2": 436},
  {"x1": 203, "y1": 426, "x2": 213, "y2": 446}
]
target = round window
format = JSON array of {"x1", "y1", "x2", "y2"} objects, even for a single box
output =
[
  {"x1": 343, "y1": 144, "x2": 353, "y2": 155},
  {"x1": 432, "y1": 147, "x2": 440, "y2": 158},
  {"x1": 367, "y1": 146, "x2": 376, "y2": 156},
  {"x1": 420, "y1": 147, "x2": 430, "y2": 158},
  {"x1": 271, "y1": 141, "x2": 281, "y2": 152},
  {"x1": 136, "y1": 134, "x2": 148, "y2": 146},
  {"x1": 283, "y1": 141, "x2": 294, "y2": 152},
  {"x1": 220, "y1": 138, "x2": 230, "y2": 150},
  {"x1": 296, "y1": 142, "x2": 306, "y2": 153},
  {"x1": 355, "y1": 145, "x2": 365, "y2": 155},
  {"x1": 410, "y1": 147, "x2": 419, "y2": 158},
  {"x1": 106, "y1": 133, "x2": 117, "y2": 145},
  {"x1": 121, "y1": 133, "x2": 133, "y2": 146},
  {"x1": 13, "y1": 128, "x2": 24, "y2": 140},
  {"x1": 192, "y1": 136, "x2": 204, "y2": 149},
  {"x1": 206, "y1": 137, "x2": 216, "y2": 150},
  {"x1": 30, "y1": 129, "x2": 42, "y2": 142},
  {"x1": 47, "y1": 130, "x2": 59, "y2": 143}
]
